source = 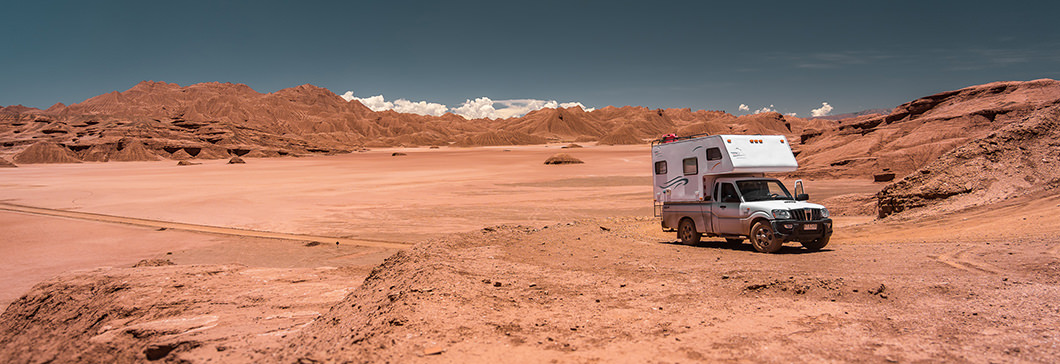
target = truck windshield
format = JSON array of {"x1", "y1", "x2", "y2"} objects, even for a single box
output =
[{"x1": 736, "y1": 180, "x2": 793, "y2": 201}]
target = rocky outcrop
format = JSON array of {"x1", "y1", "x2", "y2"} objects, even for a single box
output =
[
  {"x1": 597, "y1": 124, "x2": 644, "y2": 145},
  {"x1": 876, "y1": 104, "x2": 1060, "y2": 218},
  {"x1": 795, "y1": 79, "x2": 1060, "y2": 179},
  {"x1": 12, "y1": 142, "x2": 81, "y2": 164}
]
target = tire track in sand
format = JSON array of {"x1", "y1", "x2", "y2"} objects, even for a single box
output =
[
  {"x1": 934, "y1": 246, "x2": 1002, "y2": 275},
  {"x1": 0, "y1": 202, "x2": 411, "y2": 250}
]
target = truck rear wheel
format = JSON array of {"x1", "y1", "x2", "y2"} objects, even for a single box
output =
[
  {"x1": 678, "y1": 219, "x2": 701, "y2": 245},
  {"x1": 801, "y1": 235, "x2": 830, "y2": 251},
  {"x1": 750, "y1": 221, "x2": 783, "y2": 253}
]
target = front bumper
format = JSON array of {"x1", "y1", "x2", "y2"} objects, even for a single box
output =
[{"x1": 771, "y1": 218, "x2": 832, "y2": 243}]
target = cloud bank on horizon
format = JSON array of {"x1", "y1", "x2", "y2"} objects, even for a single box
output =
[
  {"x1": 341, "y1": 90, "x2": 834, "y2": 120},
  {"x1": 340, "y1": 91, "x2": 593, "y2": 119}
]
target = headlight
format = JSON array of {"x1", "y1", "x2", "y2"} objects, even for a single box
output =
[
  {"x1": 821, "y1": 208, "x2": 830, "y2": 218},
  {"x1": 772, "y1": 209, "x2": 791, "y2": 219}
]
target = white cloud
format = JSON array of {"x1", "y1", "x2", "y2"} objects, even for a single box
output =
[
  {"x1": 785, "y1": 112, "x2": 798, "y2": 117},
  {"x1": 340, "y1": 91, "x2": 448, "y2": 116},
  {"x1": 453, "y1": 97, "x2": 498, "y2": 119},
  {"x1": 738, "y1": 104, "x2": 750, "y2": 111},
  {"x1": 392, "y1": 99, "x2": 448, "y2": 116},
  {"x1": 754, "y1": 104, "x2": 776, "y2": 114},
  {"x1": 453, "y1": 98, "x2": 594, "y2": 119},
  {"x1": 560, "y1": 102, "x2": 590, "y2": 110},
  {"x1": 341, "y1": 90, "x2": 592, "y2": 119},
  {"x1": 355, "y1": 95, "x2": 394, "y2": 112},
  {"x1": 811, "y1": 102, "x2": 834, "y2": 117}
]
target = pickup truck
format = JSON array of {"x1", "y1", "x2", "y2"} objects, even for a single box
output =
[{"x1": 661, "y1": 176, "x2": 832, "y2": 253}]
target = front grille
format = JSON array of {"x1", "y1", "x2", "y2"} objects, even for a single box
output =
[{"x1": 789, "y1": 208, "x2": 822, "y2": 221}]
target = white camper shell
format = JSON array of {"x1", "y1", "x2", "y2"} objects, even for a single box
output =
[
  {"x1": 651, "y1": 134, "x2": 832, "y2": 253},
  {"x1": 652, "y1": 134, "x2": 798, "y2": 203}
]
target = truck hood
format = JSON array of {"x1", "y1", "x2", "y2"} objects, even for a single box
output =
[{"x1": 743, "y1": 200, "x2": 827, "y2": 211}]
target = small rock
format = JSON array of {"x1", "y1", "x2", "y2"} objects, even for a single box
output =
[
  {"x1": 228, "y1": 156, "x2": 246, "y2": 164},
  {"x1": 423, "y1": 346, "x2": 445, "y2": 356},
  {"x1": 144, "y1": 344, "x2": 177, "y2": 361},
  {"x1": 133, "y1": 259, "x2": 175, "y2": 267}
]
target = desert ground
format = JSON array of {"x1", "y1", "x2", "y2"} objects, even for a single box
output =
[{"x1": 2, "y1": 144, "x2": 1059, "y2": 363}]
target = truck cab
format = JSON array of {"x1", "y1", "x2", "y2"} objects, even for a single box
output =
[
  {"x1": 653, "y1": 134, "x2": 832, "y2": 253},
  {"x1": 672, "y1": 176, "x2": 832, "y2": 253}
]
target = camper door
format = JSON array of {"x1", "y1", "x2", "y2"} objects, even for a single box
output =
[
  {"x1": 652, "y1": 158, "x2": 674, "y2": 201},
  {"x1": 652, "y1": 155, "x2": 701, "y2": 201}
]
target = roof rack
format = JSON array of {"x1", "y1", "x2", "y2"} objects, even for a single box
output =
[{"x1": 650, "y1": 132, "x2": 712, "y2": 147}]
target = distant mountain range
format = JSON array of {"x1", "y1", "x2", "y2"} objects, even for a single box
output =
[{"x1": 0, "y1": 81, "x2": 820, "y2": 162}]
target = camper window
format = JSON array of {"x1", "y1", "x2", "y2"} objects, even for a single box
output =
[
  {"x1": 683, "y1": 158, "x2": 698, "y2": 175},
  {"x1": 654, "y1": 161, "x2": 667, "y2": 174},
  {"x1": 706, "y1": 147, "x2": 722, "y2": 161}
]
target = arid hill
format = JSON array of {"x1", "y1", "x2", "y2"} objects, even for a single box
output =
[
  {"x1": 793, "y1": 79, "x2": 1060, "y2": 179},
  {"x1": 1, "y1": 81, "x2": 803, "y2": 163},
  {"x1": 876, "y1": 104, "x2": 1060, "y2": 218}
]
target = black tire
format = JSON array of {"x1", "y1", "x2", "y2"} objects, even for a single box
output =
[
  {"x1": 725, "y1": 238, "x2": 743, "y2": 244},
  {"x1": 678, "y1": 218, "x2": 701, "y2": 245},
  {"x1": 750, "y1": 221, "x2": 783, "y2": 253},
  {"x1": 801, "y1": 235, "x2": 830, "y2": 251}
]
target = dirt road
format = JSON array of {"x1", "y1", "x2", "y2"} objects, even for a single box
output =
[{"x1": 2, "y1": 146, "x2": 1058, "y2": 362}]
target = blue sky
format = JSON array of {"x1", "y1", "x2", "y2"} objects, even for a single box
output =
[{"x1": 2, "y1": 0, "x2": 1059, "y2": 118}]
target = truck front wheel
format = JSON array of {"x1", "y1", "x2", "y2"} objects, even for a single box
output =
[
  {"x1": 801, "y1": 235, "x2": 830, "y2": 251},
  {"x1": 750, "y1": 221, "x2": 783, "y2": 253},
  {"x1": 678, "y1": 219, "x2": 701, "y2": 245}
]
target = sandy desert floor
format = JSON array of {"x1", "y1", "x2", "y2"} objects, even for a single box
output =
[{"x1": 1, "y1": 144, "x2": 1059, "y2": 362}]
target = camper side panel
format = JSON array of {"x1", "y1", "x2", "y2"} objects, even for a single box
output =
[{"x1": 652, "y1": 137, "x2": 718, "y2": 202}]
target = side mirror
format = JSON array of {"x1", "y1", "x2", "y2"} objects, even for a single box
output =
[
  {"x1": 796, "y1": 193, "x2": 809, "y2": 201},
  {"x1": 794, "y1": 179, "x2": 805, "y2": 197}
]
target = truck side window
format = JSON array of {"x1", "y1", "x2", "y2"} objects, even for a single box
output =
[
  {"x1": 706, "y1": 147, "x2": 722, "y2": 161},
  {"x1": 654, "y1": 161, "x2": 667, "y2": 174},
  {"x1": 720, "y1": 183, "x2": 740, "y2": 203},
  {"x1": 683, "y1": 157, "x2": 697, "y2": 175}
]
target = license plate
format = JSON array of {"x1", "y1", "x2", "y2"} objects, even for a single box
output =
[{"x1": 804, "y1": 224, "x2": 817, "y2": 230}]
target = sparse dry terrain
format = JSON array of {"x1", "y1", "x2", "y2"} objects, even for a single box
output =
[
  {"x1": 2, "y1": 79, "x2": 1060, "y2": 363},
  {"x1": 1, "y1": 145, "x2": 1058, "y2": 363}
]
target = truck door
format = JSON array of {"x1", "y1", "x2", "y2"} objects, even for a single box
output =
[{"x1": 712, "y1": 182, "x2": 744, "y2": 234}]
